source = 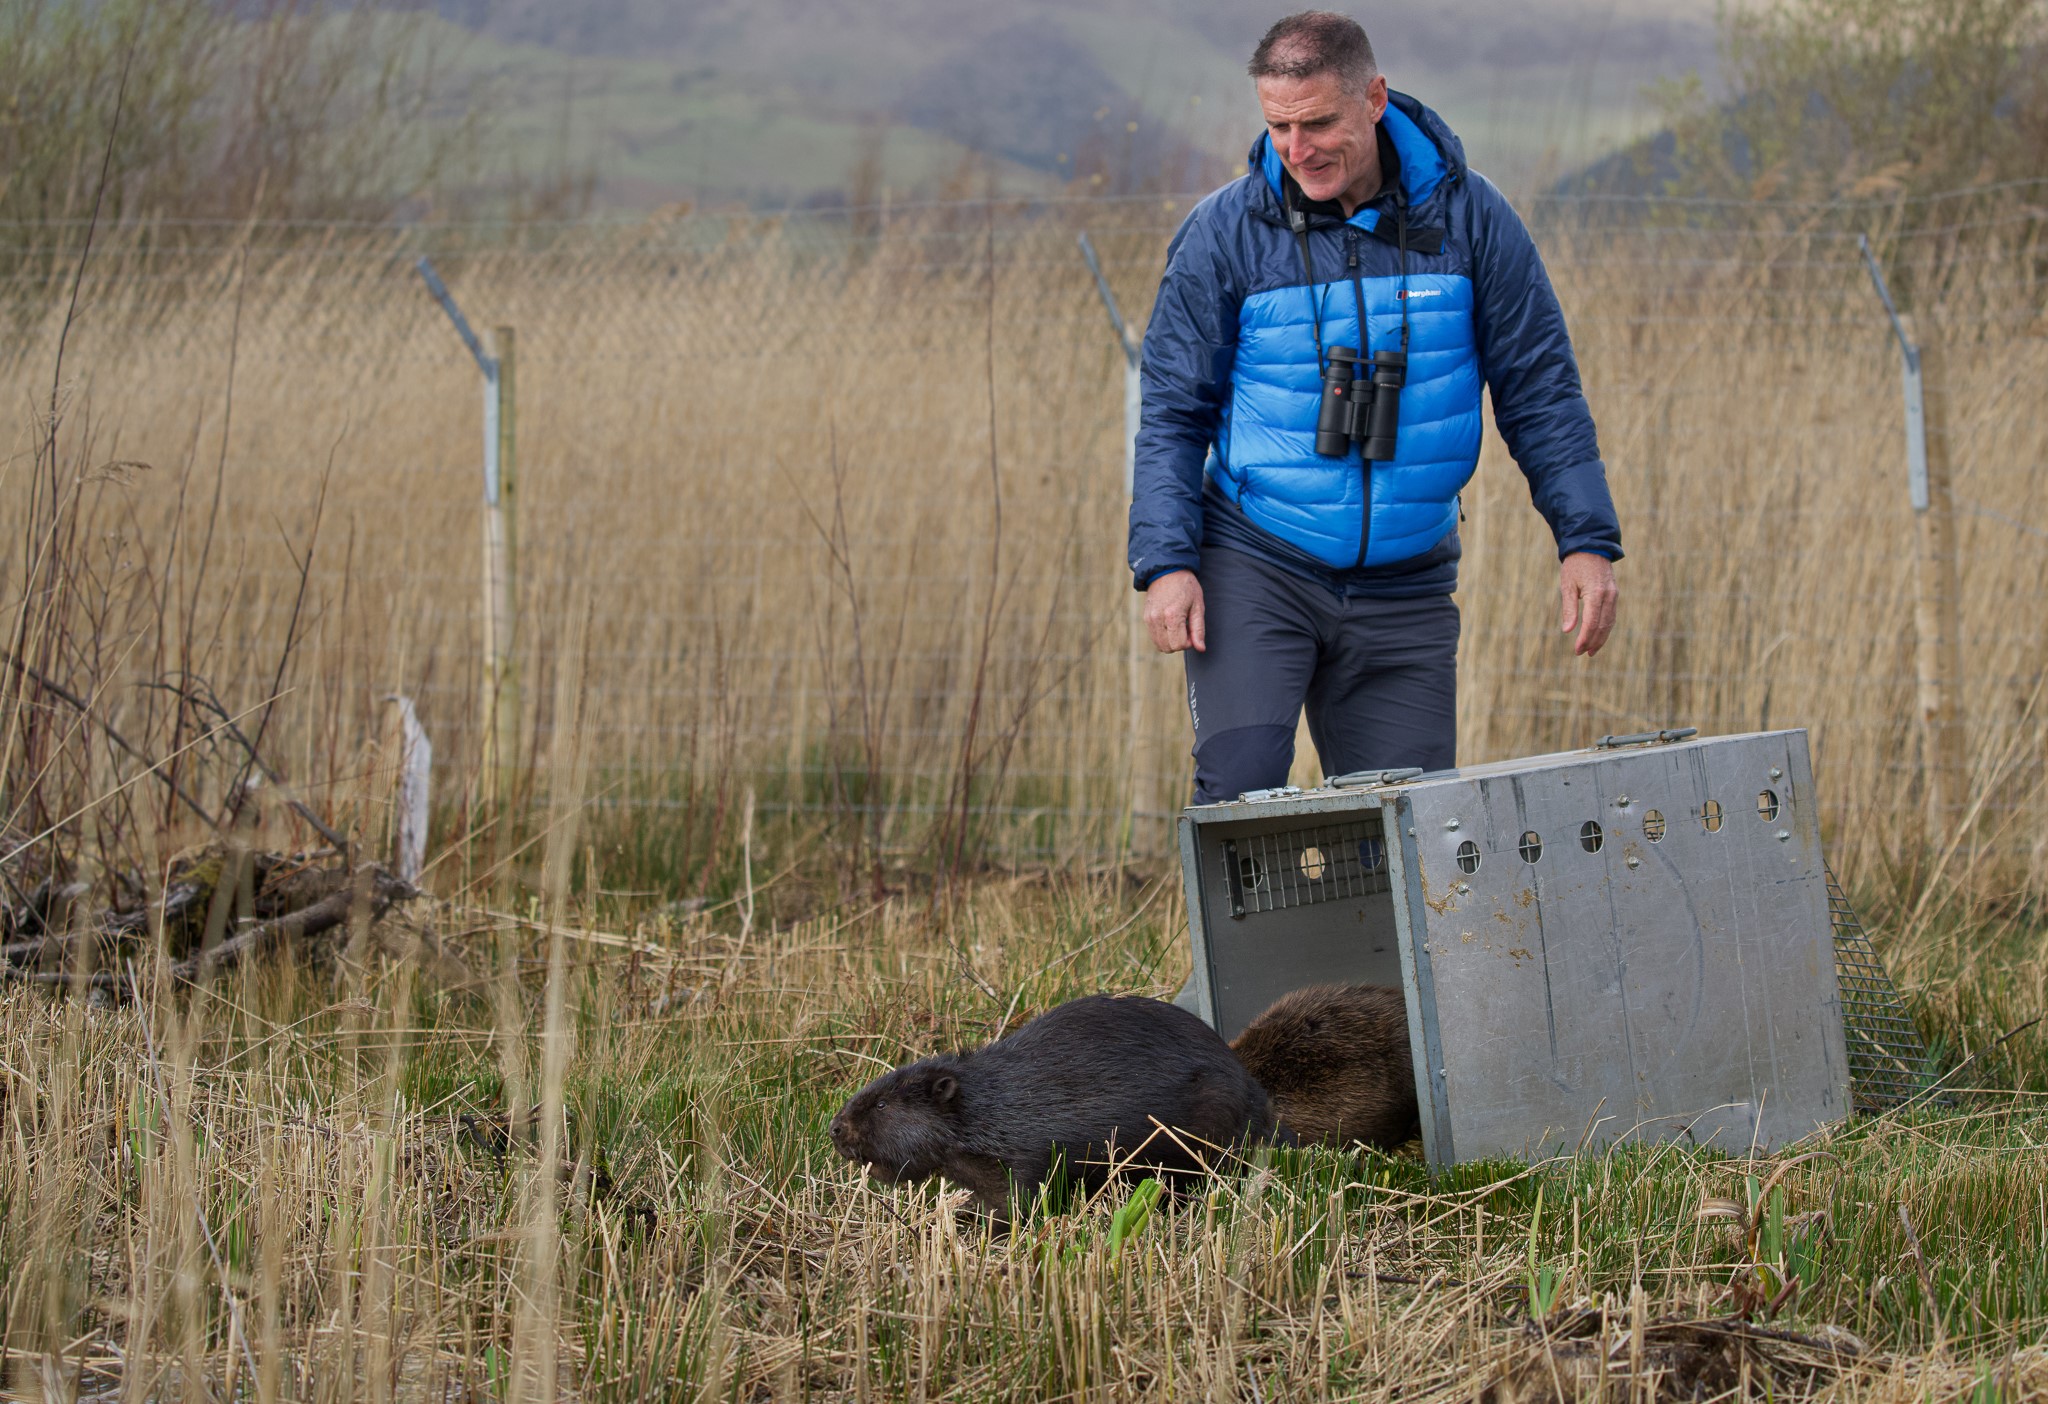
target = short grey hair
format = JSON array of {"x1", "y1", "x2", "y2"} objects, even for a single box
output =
[{"x1": 1247, "y1": 11, "x2": 1378, "y2": 96}]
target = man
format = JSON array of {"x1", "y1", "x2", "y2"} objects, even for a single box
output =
[{"x1": 1130, "y1": 11, "x2": 1622, "y2": 804}]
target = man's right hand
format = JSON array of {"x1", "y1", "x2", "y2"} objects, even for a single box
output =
[{"x1": 1143, "y1": 570, "x2": 1207, "y2": 653}]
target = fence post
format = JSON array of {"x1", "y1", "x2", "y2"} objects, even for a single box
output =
[
  {"x1": 486, "y1": 326, "x2": 521, "y2": 808},
  {"x1": 1859, "y1": 238, "x2": 1966, "y2": 848},
  {"x1": 415, "y1": 258, "x2": 522, "y2": 811},
  {"x1": 1079, "y1": 232, "x2": 1150, "y2": 848},
  {"x1": 1078, "y1": 232, "x2": 1143, "y2": 492},
  {"x1": 1901, "y1": 315, "x2": 1966, "y2": 841}
]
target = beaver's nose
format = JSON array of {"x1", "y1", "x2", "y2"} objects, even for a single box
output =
[{"x1": 828, "y1": 1114, "x2": 854, "y2": 1158}]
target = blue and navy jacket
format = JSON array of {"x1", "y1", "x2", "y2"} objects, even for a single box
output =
[{"x1": 1129, "y1": 92, "x2": 1622, "y2": 596}]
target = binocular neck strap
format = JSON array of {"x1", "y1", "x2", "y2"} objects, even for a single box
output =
[
  {"x1": 1340, "y1": 201, "x2": 1409, "y2": 362},
  {"x1": 1395, "y1": 200, "x2": 1412, "y2": 354},
  {"x1": 1291, "y1": 208, "x2": 1328, "y2": 371},
  {"x1": 1348, "y1": 241, "x2": 1369, "y2": 355},
  {"x1": 1292, "y1": 188, "x2": 1413, "y2": 365}
]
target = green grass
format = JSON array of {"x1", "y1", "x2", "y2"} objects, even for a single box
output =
[{"x1": 4, "y1": 859, "x2": 2045, "y2": 1397}]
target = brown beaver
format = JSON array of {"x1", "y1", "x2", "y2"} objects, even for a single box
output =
[
  {"x1": 1230, "y1": 984, "x2": 1419, "y2": 1150},
  {"x1": 829, "y1": 994, "x2": 1279, "y2": 1221}
]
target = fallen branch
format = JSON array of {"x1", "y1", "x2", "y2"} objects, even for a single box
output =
[
  {"x1": 102, "y1": 880, "x2": 208, "y2": 937},
  {"x1": 174, "y1": 864, "x2": 416, "y2": 983},
  {"x1": 0, "y1": 861, "x2": 420, "y2": 995},
  {"x1": 1663, "y1": 1317, "x2": 1868, "y2": 1357},
  {"x1": 1530, "y1": 1304, "x2": 1872, "y2": 1358},
  {"x1": 1496, "y1": 1305, "x2": 1874, "y2": 1404}
]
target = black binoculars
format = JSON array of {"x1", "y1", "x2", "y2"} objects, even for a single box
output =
[{"x1": 1314, "y1": 345, "x2": 1406, "y2": 461}]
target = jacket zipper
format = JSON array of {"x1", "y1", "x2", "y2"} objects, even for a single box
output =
[{"x1": 1349, "y1": 233, "x2": 1373, "y2": 569}]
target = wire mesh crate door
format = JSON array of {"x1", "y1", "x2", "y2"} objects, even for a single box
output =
[
  {"x1": 1222, "y1": 819, "x2": 1392, "y2": 917},
  {"x1": 1190, "y1": 808, "x2": 1405, "y2": 1040},
  {"x1": 1825, "y1": 863, "x2": 1936, "y2": 1110}
]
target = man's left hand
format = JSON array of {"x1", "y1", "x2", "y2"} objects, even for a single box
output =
[{"x1": 1559, "y1": 552, "x2": 1617, "y2": 657}]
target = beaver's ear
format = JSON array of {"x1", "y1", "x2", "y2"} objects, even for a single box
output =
[{"x1": 930, "y1": 1072, "x2": 959, "y2": 1106}]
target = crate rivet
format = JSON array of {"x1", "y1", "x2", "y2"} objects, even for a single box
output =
[
  {"x1": 1616, "y1": 795, "x2": 1631, "y2": 808},
  {"x1": 1769, "y1": 766, "x2": 1783, "y2": 779},
  {"x1": 1776, "y1": 829, "x2": 1791, "y2": 842},
  {"x1": 1626, "y1": 854, "x2": 1641, "y2": 869},
  {"x1": 1455, "y1": 882, "x2": 1471, "y2": 895},
  {"x1": 1444, "y1": 818, "x2": 1461, "y2": 831}
]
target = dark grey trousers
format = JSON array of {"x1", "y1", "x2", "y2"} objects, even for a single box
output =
[{"x1": 1183, "y1": 547, "x2": 1459, "y2": 805}]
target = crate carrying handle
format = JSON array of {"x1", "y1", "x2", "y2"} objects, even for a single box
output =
[
  {"x1": 1595, "y1": 727, "x2": 1699, "y2": 749},
  {"x1": 1326, "y1": 767, "x2": 1425, "y2": 788}
]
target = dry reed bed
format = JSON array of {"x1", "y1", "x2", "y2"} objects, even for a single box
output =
[
  {"x1": 3, "y1": 196, "x2": 2047, "y2": 889},
  {"x1": 2, "y1": 874, "x2": 2044, "y2": 1400},
  {"x1": 6, "y1": 197, "x2": 2048, "y2": 898}
]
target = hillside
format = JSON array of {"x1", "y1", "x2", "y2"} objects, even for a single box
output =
[{"x1": 423, "y1": 0, "x2": 1718, "y2": 209}]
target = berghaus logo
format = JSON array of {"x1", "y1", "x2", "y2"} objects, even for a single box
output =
[{"x1": 1396, "y1": 288, "x2": 1442, "y2": 300}]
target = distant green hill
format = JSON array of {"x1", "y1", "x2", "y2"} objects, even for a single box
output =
[{"x1": 422, "y1": 0, "x2": 1716, "y2": 209}]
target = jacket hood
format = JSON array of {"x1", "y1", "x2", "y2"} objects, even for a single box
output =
[{"x1": 1248, "y1": 89, "x2": 1468, "y2": 223}]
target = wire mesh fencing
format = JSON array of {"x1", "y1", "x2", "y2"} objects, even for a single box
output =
[{"x1": 2, "y1": 183, "x2": 2045, "y2": 883}]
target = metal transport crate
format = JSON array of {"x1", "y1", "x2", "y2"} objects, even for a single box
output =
[{"x1": 1178, "y1": 728, "x2": 1868, "y2": 1164}]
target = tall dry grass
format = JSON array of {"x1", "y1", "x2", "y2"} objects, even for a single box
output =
[
  {"x1": 5, "y1": 190, "x2": 2048, "y2": 1393},
  {"x1": 1, "y1": 189, "x2": 2045, "y2": 902}
]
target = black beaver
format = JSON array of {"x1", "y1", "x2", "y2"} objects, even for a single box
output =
[
  {"x1": 829, "y1": 994, "x2": 1278, "y2": 1221},
  {"x1": 1230, "y1": 984, "x2": 1420, "y2": 1150}
]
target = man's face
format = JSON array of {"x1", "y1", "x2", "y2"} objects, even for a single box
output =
[{"x1": 1255, "y1": 70, "x2": 1388, "y2": 209}]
